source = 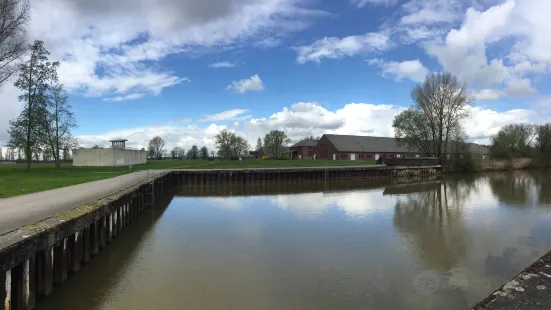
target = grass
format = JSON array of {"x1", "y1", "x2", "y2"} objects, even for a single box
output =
[{"x1": 0, "y1": 159, "x2": 376, "y2": 198}]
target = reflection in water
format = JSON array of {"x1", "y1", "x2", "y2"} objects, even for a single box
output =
[{"x1": 37, "y1": 171, "x2": 551, "y2": 310}]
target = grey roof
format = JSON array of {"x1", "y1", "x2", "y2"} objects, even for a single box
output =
[
  {"x1": 291, "y1": 139, "x2": 318, "y2": 148},
  {"x1": 323, "y1": 134, "x2": 490, "y2": 154},
  {"x1": 324, "y1": 134, "x2": 416, "y2": 153}
]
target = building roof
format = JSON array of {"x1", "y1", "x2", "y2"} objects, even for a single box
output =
[
  {"x1": 324, "y1": 134, "x2": 416, "y2": 153},
  {"x1": 291, "y1": 139, "x2": 318, "y2": 148},
  {"x1": 109, "y1": 138, "x2": 128, "y2": 142},
  {"x1": 323, "y1": 134, "x2": 490, "y2": 154}
]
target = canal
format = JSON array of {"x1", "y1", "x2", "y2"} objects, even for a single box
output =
[{"x1": 37, "y1": 170, "x2": 551, "y2": 310}]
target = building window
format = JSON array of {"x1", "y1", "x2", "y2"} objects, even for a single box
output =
[
  {"x1": 359, "y1": 154, "x2": 365, "y2": 159},
  {"x1": 308, "y1": 151, "x2": 313, "y2": 157},
  {"x1": 340, "y1": 153, "x2": 348, "y2": 159}
]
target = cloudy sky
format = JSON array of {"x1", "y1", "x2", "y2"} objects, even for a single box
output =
[{"x1": 0, "y1": 0, "x2": 549, "y2": 151}]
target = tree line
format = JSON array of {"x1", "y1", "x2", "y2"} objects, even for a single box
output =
[
  {"x1": 490, "y1": 123, "x2": 551, "y2": 160},
  {"x1": 144, "y1": 129, "x2": 298, "y2": 160},
  {"x1": 0, "y1": 1, "x2": 78, "y2": 169}
]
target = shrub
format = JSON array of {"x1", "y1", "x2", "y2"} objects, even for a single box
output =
[
  {"x1": 279, "y1": 154, "x2": 291, "y2": 160},
  {"x1": 261, "y1": 155, "x2": 273, "y2": 160}
]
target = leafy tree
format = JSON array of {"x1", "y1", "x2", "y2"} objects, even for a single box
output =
[
  {"x1": 535, "y1": 124, "x2": 551, "y2": 154},
  {"x1": 0, "y1": 148, "x2": 3, "y2": 160},
  {"x1": 92, "y1": 145, "x2": 101, "y2": 149},
  {"x1": 41, "y1": 84, "x2": 76, "y2": 168},
  {"x1": 187, "y1": 145, "x2": 199, "y2": 160},
  {"x1": 148, "y1": 136, "x2": 165, "y2": 159},
  {"x1": 263, "y1": 130, "x2": 291, "y2": 159},
  {"x1": 393, "y1": 72, "x2": 472, "y2": 162},
  {"x1": 9, "y1": 40, "x2": 59, "y2": 170},
  {"x1": 214, "y1": 129, "x2": 249, "y2": 158},
  {"x1": 200, "y1": 146, "x2": 209, "y2": 159},
  {"x1": 490, "y1": 124, "x2": 535, "y2": 159},
  {"x1": 255, "y1": 138, "x2": 262, "y2": 151},
  {"x1": 170, "y1": 147, "x2": 185, "y2": 159},
  {"x1": 0, "y1": 0, "x2": 30, "y2": 88}
]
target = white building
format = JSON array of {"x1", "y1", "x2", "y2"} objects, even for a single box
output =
[{"x1": 73, "y1": 139, "x2": 147, "y2": 167}]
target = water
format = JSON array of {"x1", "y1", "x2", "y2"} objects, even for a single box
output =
[{"x1": 38, "y1": 170, "x2": 551, "y2": 310}]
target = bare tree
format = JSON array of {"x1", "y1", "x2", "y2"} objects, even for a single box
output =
[
  {"x1": 535, "y1": 124, "x2": 551, "y2": 154},
  {"x1": 214, "y1": 129, "x2": 249, "y2": 158},
  {"x1": 42, "y1": 84, "x2": 77, "y2": 168},
  {"x1": 393, "y1": 72, "x2": 472, "y2": 162},
  {"x1": 148, "y1": 136, "x2": 165, "y2": 159},
  {"x1": 263, "y1": 130, "x2": 291, "y2": 159},
  {"x1": 0, "y1": 0, "x2": 30, "y2": 87}
]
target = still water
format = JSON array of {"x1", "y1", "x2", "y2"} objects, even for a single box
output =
[{"x1": 38, "y1": 171, "x2": 551, "y2": 310}]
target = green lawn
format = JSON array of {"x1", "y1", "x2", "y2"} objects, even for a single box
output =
[{"x1": 0, "y1": 159, "x2": 375, "y2": 198}]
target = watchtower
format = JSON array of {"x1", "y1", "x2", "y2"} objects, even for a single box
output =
[{"x1": 109, "y1": 138, "x2": 128, "y2": 149}]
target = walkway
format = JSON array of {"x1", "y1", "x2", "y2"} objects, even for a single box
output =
[{"x1": 0, "y1": 170, "x2": 165, "y2": 236}]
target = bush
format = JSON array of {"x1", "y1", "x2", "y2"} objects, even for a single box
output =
[
  {"x1": 261, "y1": 155, "x2": 273, "y2": 160},
  {"x1": 279, "y1": 154, "x2": 291, "y2": 160}
]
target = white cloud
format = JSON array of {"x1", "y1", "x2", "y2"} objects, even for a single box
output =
[
  {"x1": 351, "y1": 0, "x2": 397, "y2": 7},
  {"x1": 504, "y1": 78, "x2": 537, "y2": 98},
  {"x1": 472, "y1": 89, "x2": 502, "y2": 101},
  {"x1": 400, "y1": 0, "x2": 466, "y2": 25},
  {"x1": 200, "y1": 109, "x2": 249, "y2": 122},
  {"x1": 103, "y1": 93, "x2": 146, "y2": 102},
  {"x1": 367, "y1": 58, "x2": 429, "y2": 82},
  {"x1": 208, "y1": 61, "x2": 237, "y2": 68},
  {"x1": 466, "y1": 106, "x2": 534, "y2": 140},
  {"x1": 296, "y1": 32, "x2": 391, "y2": 63},
  {"x1": 226, "y1": 74, "x2": 264, "y2": 94},
  {"x1": 420, "y1": 0, "x2": 550, "y2": 99}
]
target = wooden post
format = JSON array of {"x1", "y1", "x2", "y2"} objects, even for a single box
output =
[
  {"x1": 23, "y1": 257, "x2": 36, "y2": 309},
  {"x1": 91, "y1": 221, "x2": 99, "y2": 256},
  {"x1": 2, "y1": 270, "x2": 9, "y2": 310},
  {"x1": 53, "y1": 239, "x2": 68, "y2": 284},
  {"x1": 99, "y1": 216, "x2": 107, "y2": 249},
  {"x1": 82, "y1": 228, "x2": 91, "y2": 264},
  {"x1": 36, "y1": 247, "x2": 53, "y2": 298},
  {"x1": 69, "y1": 232, "x2": 82, "y2": 273}
]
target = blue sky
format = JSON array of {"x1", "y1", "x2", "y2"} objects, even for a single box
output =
[{"x1": 0, "y1": 0, "x2": 549, "y2": 152}]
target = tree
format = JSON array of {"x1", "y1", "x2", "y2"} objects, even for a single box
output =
[
  {"x1": 393, "y1": 72, "x2": 472, "y2": 162},
  {"x1": 535, "y1": 124, "x2": 551, "y2": 154},
  {"x1": 263, "y1": 130, "x2": 291, "y2": 159},
  {"x1": 148, "y1": 136, "x2": 165, "y2": 159},
  {"x1": 91, "y1": 145, "x2": 101, "y2": 149},
  {"x1": 9, "y1": 40, "x2": 59, "y2": 170},
  {"x1": 171, "y1": 147, "x2": 184, "y2": 159},
  {"x1": 41, "y1": 84, "x2": 77, "y2": 168},
  {"x1": 187, "y1": 145, "x2": 199, "y2": 160},
  {"x1": 200, "y1": 146, "x2": 209, "y2": 159},
  {"x1": 490, "y1": 124, "x2": 535, "y2": 159},
  {"x1": 392, "y1": 109, "x2": 434, "y2": 156},
  {"x1": 0, "y1": 148, "x2": 3, "y2": 160},
  {"x1": 214, "y1": 129, "x2": 249, "y2": 158},
  {"x1": 255, "y1": 138, "x2": 262, "y2": 151},
  {"x1": 0, "y1": 0, "x2": 30, "y2": 88}
]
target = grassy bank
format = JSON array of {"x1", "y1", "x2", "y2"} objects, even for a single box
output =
[{"x1": 0, "y1": 159, "x2": 376, "y2": 198}]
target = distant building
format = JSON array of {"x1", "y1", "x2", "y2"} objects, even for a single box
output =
[
  {"x1": 73, "y1": 138, "x2": 147, "y2": 167},
  {"x1": 314, "y1": 134, "x2": 490, "y2": 161},
  {"x1": 289, "y1": 139, "x2": 318, "y2": 160}
]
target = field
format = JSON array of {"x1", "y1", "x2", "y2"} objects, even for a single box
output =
[{"x1": 0, "y1": 159, "x2": 376, "y2": 198}]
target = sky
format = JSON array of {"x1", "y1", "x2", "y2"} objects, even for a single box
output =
[{"x1": 0, "y1": 0, "x2": 550, "y2": 153}]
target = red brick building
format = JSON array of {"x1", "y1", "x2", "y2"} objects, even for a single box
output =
[
  {"x1": 289, "y1": 139, "x2": 318, "y2": 160},
  {"x1": 314, "y1": 134, "x2": 422, "y2": 161},
  {"x1": 313, "y1": 134, "x2": 490, "y2": 161}
]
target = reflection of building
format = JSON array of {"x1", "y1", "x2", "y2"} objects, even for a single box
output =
[{"x1": 73, "y1": 138, "x2": 147, "y2": 167}]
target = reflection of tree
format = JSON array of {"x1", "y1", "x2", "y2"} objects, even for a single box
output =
[
  {"x1": 488, "y1": 171, "x2": 535, "y2": 206},
  {"x1": 393, "y1": 180, "x2": 475, "y2": 271},
  {"x1": 527, "y1": 170, "x2": 551, "y2": 204}
]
